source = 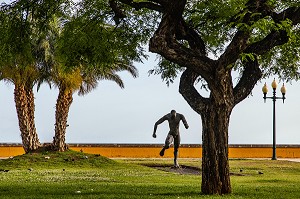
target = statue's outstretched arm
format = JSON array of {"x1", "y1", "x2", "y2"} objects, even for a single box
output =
[
  {"x1": 181, "y1": 115, "x2": 189, "y2": 129},
  {"x1": 153, "y1": 115, "x2": 167, "y2": 137}
]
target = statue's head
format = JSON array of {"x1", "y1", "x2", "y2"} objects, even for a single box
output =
[{"x1": 171, "y1": 110, "x2": 176, "y2": 119}]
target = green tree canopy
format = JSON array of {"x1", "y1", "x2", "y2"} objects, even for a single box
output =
[
  {"x1": 0, "y1": 0, "x2": 148, "y2": 152},
  {"x1": 147, "y1": 0, "x2": 300, "y2": 84}
]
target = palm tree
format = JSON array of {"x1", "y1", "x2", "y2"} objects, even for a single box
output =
[
  {"x1": 50, "y1": 63, "x2": 137, "y2": 151},
  {"x1": 51, "y1": 67, "x2": 82, "y2": 151},
  {"x1": 41, "y1": 5, "x2": 140, "y2": 151},
  {"x1": 0, "y1": 66, "x2": 41, "y2": 153},
  {"x1": 0, "y1": 3, "x2": 42, "y2": 152}
]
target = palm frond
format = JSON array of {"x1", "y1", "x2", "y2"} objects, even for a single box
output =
[
  {"x1": 111, "y1": 62, "x2": 139, "y2": 78},
  {"x1": 99, "y1": 72, "x2": 124, "y2": 88},
  {"x1": 78, "y1": 73, "x2": 98, "y2": 96}
]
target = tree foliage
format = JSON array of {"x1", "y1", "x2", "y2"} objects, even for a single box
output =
[
  {"x1": 136, "y1": 0, "x2": 300, "y2": 84},
  {"x1": 0, "y1": 0, "x2": 147, "y2": 152}
]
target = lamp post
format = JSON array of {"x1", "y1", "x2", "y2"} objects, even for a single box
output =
[{"x1": 262, "y1": 79, "x2": 286, "y2": 160}]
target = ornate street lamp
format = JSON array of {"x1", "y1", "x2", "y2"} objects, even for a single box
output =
[{"x1": 262, "y1": 79, "x2": 286, "y2": 160}]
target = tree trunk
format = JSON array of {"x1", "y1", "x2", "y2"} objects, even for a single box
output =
[
  {"x1": 179, "y1": 69, "x2": 234, "y2": 194},
  {"x1": 25, "y1": 87, "x2": 40, "y2": 150},
  {"x1": 14, "y1": 85, "x2": 40, "y2": 153},
  {"x1": 53, "y1": 88, "x2": 73, "y2": 151},
  {"x1": 201, "y1": 105, "x2": 232, "y2": 194}
]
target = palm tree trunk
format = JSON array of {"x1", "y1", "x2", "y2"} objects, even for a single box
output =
[
  {"x1": 53, "y1": 88, "x2": 73, "y2": 151},
  {"x1": 14, "y1": 85, "x2": 40, "y2": 153},
  {"x1": 25, "y1": 87, "x2": 40, "y2": 151}
]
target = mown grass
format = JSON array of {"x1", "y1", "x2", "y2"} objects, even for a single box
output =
[{"x1": 0, "y1": 151, "x2": 300, "y2": 198}]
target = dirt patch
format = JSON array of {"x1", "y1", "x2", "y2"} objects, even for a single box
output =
[{"x1": 143, "y1": 164, "x2": 201, "y2": 175}]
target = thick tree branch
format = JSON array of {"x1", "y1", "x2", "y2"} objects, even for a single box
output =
[
  {"x1": 116, "y1": 0, "x2": 212, "y2": 81},
  {"x1": 176, "y1": 18, "x2": 206, "y2": 56},
  {"x1": 109, "y1": 0, "x2": 126, "y2": 24},
  {"x1": 149, "y1": 27, "x2": 215, "y2": 83},
  {"x1": 227, "y1": 2, "x2": 300, "y2": 60},
  {"x1": 245, "y1": 30, "x2": 288, "y2": 55},
  {"x1": 179, "y1": 69, "x2": 209, "y2": 114},
  {"x1": 116, "y1": 0, "x2": 163, "y2": 12},
  {"x1": 149, "y1": 1, "x2": 216, "y2": 83},
  {"x1": 220, "y1": 0, "x2": 274, "y2": 68},
  {"x1": 218, "y1": 31, "x2": 250, "y2": 67},
  {"x1": 233, "y1": 57, "x2": 262, "y2": 105},
  {"x1": 272, "y1": 7, "x2": 300, "y2": 25}
]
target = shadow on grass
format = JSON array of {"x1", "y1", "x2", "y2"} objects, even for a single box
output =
[{"x1": 0, "y1": 183, "x2": 203, "y2": 199}]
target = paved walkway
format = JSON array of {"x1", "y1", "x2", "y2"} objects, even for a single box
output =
[
  {"x1": 249, "y1": 158, "x2": 300, "y2": 162},
  {"x1": 278, "y1": 158, "x2": 300, "y2": 162},
  {"x1": 1, "y1": 157, "x2": 300, "y2": 162}
]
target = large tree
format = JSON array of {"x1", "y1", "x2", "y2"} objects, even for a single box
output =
[
  {"x1": 41, "y1": 1, "x2": 142, "y2": 151},
  {"x1": 0, "y1": 1, "x2": 43, "y2": 152},
  {"x1": 109, "y1": 0, "x2": 300, "y2": 195}
]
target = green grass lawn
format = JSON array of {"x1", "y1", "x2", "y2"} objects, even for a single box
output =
[{"x1": 0, "y1": 151, "x2": 300, "y2": 198}]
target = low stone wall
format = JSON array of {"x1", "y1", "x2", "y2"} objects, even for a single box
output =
[{"x1": 1, "y1": 144, "x2": 300, "y2": 158}]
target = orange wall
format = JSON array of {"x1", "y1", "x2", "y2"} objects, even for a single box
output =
[
  {"x1": 229, "y1": 147, "x2": 300, "y2": 158},
  {"x1": 1, "y1": 144, "x2": 300, "y2": 158},
  {"x1": 0, "y1": 146, "x2": 25, "y2": 157},
  {"x1": 70, "y1": 146, "x2": 203, "y2": 158}
]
